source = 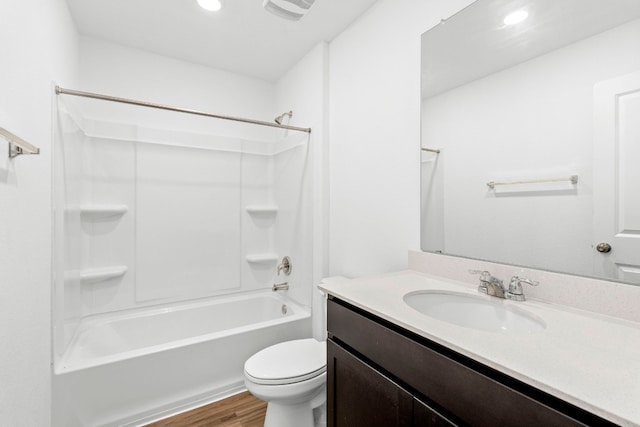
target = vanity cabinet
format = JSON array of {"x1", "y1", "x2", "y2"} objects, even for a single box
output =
[
  {"x1": 328, "y1": 340, "x2": 454, "y2": 426},
  {"x1": 326, "y1": 296, "x2": 616, "y2": 427}
]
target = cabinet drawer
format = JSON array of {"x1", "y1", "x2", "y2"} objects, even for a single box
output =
[{"x1": 328, "y1": 298, "x2": 595, "y2": 427}]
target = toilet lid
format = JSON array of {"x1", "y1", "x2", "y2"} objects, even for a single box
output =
[{"x1": 244, "y1": 338, "x2": 326, "y2": 385}]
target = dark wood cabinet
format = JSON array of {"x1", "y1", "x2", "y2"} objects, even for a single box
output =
[
  {"x1": 413, "y1": 398, "x2": 457, "y2": 427},
  {"x1": 327, "y1": 340, "x2": 413, "y2": 426},
  {"x1": 327, "y1": 296, "x2": 617, "y2": 427},
  {"x1": 327, "y1": 340, "x2": 455, "y2": 427}
]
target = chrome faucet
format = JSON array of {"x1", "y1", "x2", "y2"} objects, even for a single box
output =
[
  {"x1": 273, "y1": 257, "x2": 291, "y2": 291},
  {"x1": 272, "y1": 282, "x2": 289, "y2": 292},
  {"x1": 469, "y1": 270, "x2": 506, "y2": 298},
  {"x1": 505, "y1": 276, "x2": 539, "y2": 301},
  {"x1": 470, "y1": 270, "x2": 539, "y2": 301}
]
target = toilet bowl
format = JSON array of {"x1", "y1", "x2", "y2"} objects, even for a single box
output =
[
  {"x1": 244, "y1": 276, "x2": 348, "y2": 427},
  {"x1": 244, "y1": 338, "x2": 326, "y2": 427}
]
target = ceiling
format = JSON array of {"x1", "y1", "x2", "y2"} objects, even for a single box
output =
[
  {"x1": 421, "y1": 0, "x2": 640, "y2": 98},
  {"x1": 65, "y1": 0, "x2": 378, "y2": 82}
]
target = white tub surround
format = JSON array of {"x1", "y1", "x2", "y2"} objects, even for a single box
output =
[
  {"x1": 320, "y1": 271, "x2": 640, "y2": 427},
  {"x1": 53, "y1": 291, "x2": 311, "y2": 427}
]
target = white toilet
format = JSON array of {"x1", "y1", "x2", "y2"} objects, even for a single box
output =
[
  {"x1": 244, "y1": 338, "x2": 327, "y2": 427},
  {"x1": 243, "y1": 277, "x2": 347, "y2": 427}
]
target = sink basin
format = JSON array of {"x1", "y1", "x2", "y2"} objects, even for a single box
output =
[{"x1": 403, "y1": 291, "x2": 546, "y2": 333}]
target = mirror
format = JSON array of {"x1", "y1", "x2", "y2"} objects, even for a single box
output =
[{"x1": 421, "y1": 0, "x2": 640, "y2": 284}]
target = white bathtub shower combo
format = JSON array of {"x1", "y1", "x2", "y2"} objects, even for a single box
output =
[{"x1": 52, "y1": 90, "x2": 317, "y2": 426}]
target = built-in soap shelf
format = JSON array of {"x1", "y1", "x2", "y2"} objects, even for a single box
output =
[
  {"x1": 79, "y1": 265, "x2": 128, "y2": 284},
  {"x1": 245, "y1": 254, "x2": 279, "y2": 264},
  {"x1": 77, "y1": 204, "x2": 128, "y2": 219},
  {"x1": 245, "y1": 205, "x2": 278, "y2": 215}
]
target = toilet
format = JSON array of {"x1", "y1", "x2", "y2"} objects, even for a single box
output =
[
  {"x1": 244, "y1": 338, "x2": 326, "y2": 427},
  {"x1": 243, "y1": 277, "x2": 348, "y2": 427}
]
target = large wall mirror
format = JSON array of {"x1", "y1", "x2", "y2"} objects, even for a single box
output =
[{"x1": 420, "y1": 0, "x2": 640, "y2": 285}]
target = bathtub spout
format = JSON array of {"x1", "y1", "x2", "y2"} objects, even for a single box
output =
[{"x1": 272, "y1": 282, "x2": 289, "y2": 291}]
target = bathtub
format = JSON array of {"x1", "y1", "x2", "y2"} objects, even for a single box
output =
[{"x1": 53, "y1": 290, "x2": 311, "y2": 427}]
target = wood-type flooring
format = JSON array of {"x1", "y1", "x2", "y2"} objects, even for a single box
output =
[{"x1": 146, "y1": 391, "x2": 266, "y2": 427}]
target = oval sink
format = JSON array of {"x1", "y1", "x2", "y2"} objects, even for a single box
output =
[{"x1": 403, "y1": 291, "x2": 546, "y2": 333}]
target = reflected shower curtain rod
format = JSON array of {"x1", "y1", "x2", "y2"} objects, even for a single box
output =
[
  {"x1": 55, "y1": 86, "x2": 312, "y2": 134},
  {"x1": 421, "y1": 147, "x2": 441, "y2": 154}
]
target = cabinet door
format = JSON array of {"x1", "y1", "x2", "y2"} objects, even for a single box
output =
[
  {"x1": 413, "y1": 398, "x2": 457, "y2": 427},
  {"x1": 328, "y1": 340, "x2": 413, "y2": 427}
]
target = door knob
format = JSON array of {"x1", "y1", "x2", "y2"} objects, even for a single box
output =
[{"x1": 596, "y1": 242, "x2": 612, "y2": 253}]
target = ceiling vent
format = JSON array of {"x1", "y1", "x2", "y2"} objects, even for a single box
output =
[{"x1": 263, "y1": 0, "x2": 317, "y2": 21}]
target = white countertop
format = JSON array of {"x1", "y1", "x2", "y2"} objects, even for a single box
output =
[{"x1": 319, "y1": 270, "x2": 640, "y2": 427}]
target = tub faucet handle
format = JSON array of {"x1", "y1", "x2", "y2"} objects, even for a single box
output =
[{"x1": 277, "y1": 256, "x2": 292, "y2": 276}]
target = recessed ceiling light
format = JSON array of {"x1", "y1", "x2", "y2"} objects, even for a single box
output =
[
  {"x1": 503, "y1": 10, "x2": 528, "y2": 26},
  {"x1": 197, "y1": 0, "x2": 222, "y2": 12}
]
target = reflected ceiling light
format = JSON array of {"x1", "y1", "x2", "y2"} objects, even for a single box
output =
[
  {"x1": 503, "y1": 10, "x2": 528, "y2": 26},
  {"x1": 197, "y1": 0, "x2": 222, "y2": 12}
]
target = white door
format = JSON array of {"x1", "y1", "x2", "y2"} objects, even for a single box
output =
[{"x1": 593, "y1": 71, "x2": 640, "y2": 284}]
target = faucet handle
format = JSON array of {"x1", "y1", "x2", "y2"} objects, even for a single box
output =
[
  {"x1": 468, "y1": 269, "x2": 491, "y2": 281},
  {"x1": 469, "y1": 270, "x2": 494, "y2": 294},
  {"x1": 506, "y1": 276, "x2": 539, "y2": 301},
  {"x1": 469, "y1": 270, "x2": 502, "y2": 285},
  {"x1": 277, "y1": 256, "x2": 292, "y2": 276}
]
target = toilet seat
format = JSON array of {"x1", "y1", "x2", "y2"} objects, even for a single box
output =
[{"x1": 244, "y1": 338, "x2": 326, "y2": 385}]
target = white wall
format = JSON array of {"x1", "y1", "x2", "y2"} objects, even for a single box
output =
[
  {"x1": 0, "y1": 0, "x2": 78, "y2": 425},
  {"x1": 328, "y1": 0, "x2": 475, "y2": 278},
  {"x1": 422, "y1": 18, "x2": 640, "y2": 277},
  {"x1": 78, "y1": 36, "x2": 276, "y2": 140},
  {"x1": 275, "y1": 42, "x2": 330, "y2": 285},
  {"x1": 274, "y1": 42, "x2": 330, "y2": 339}
]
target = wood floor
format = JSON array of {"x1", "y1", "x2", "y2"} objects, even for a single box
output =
[{"x1": 146, "y1": 391, "x2": 266, "y2": 427}]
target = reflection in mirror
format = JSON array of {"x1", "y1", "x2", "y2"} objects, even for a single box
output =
[{"x1": 420, "y1": 0, "x2": 640, "y2": 284}]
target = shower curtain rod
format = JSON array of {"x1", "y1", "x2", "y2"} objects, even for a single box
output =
[{"x1": 55, "y1": 86, "x2": 312, "y2": 134}]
